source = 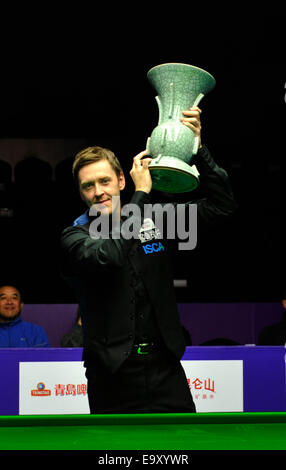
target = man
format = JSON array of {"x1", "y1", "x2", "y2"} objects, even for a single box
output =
[
  {"x1": 61, "y1": 307, "x2": 83, "y2": 347},
  {"x1": 61, "y1": 107, "x2": 237, "y2": 413},
  {"x1": 257, "y1": 291, "x2": 286, "y2": 345},
  {"x1": 0, "y1": 285, "x2": 50, "y2": 347}
]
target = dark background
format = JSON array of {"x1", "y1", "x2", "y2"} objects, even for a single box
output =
[{"x1": 0, "y1": 9, "x2": 285, "y2": 303}]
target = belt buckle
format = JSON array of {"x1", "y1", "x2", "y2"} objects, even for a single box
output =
[{"x1": 137, "y1": 343, "x2": 149, "y2": 355}]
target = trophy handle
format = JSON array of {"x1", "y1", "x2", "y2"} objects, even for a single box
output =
[
  {"x1": 193, "y1": 92, "x2": 204, "y2": 108},
  {"x1": 146, "y1": 97, "x2": 161, "y2": 152},
  {"x1": 192, "y1": 93, "x2": 204, "y2": 154},
  {"x1": 155, "y1": 95, "x2": 163, "y2": 125}
]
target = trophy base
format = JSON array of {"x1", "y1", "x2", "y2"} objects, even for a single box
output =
[{"x1": 148, "y1": 156, "x2": 200, "y2": 193}]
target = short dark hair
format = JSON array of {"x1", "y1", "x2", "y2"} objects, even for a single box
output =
[{"x1": 0, "y1": 285, "x2": 23, "y2": 302}]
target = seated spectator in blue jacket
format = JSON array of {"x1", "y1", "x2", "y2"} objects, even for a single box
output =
[{"x1": 0, "y1": 285, "x2": 50, "y2": 347}]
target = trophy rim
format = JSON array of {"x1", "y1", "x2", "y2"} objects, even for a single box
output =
[
  {"x1": 147, "y1": 62, "x2": 215, "y2": 82},
  {"x1": 149, "y1": 163, "x2": 200, "y2": 193},
  {"x1": 149, "y1": 164, "x2": 199, "y2": 177}
]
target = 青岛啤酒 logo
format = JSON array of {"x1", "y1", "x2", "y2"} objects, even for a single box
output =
[{"x1": 31, "y1": 382, "x2": 51, "y2": 396}]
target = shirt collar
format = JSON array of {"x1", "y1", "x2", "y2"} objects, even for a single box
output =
[
  {"x1": 73, "y1": 209, "x2": 90, "y2": 226},
  {"x1": 0, "y1": 316, "x2": 22, "y2": 327},
  {"x1": 73, "y1": 209, "x2": 124, "y2": 226}
]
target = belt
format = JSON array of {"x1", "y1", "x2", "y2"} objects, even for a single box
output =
[{"x1": 131, "y1": 342, "x2": 160, "y2": 356}]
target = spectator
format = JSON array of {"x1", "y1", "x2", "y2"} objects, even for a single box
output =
[
  {"x1": 61, "y1": 307, "x2": 83, "y2": 347},
  {"x1": 257, "y1": 293, "x2": 286, "y2": 345},
  {"x1": 182, "y1": 325, "x2": 192, "y2": 346},
  {"x1": 200, "y1": 338, "x2": 240, "y2": 346},
  {"x1": 0, "y1": 285, "x2": 50, "y2": 347}
]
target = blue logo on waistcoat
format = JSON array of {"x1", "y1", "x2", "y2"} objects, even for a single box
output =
[{"x1": 142, "y1": 242, "x2": 165, "y2": 255}]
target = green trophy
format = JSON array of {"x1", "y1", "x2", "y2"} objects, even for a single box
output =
[{"x1": 146, "y1": 63, "x2": 216, "y2": 193}]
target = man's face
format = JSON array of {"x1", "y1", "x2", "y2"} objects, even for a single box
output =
[
  {"x1": 78, "y1": 160, "x2": 125, "y2": 215},
  {"x1": 0, "y1": 286, "x2": 23, "y2": 322}
]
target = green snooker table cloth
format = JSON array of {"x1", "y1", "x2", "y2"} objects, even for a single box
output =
[{"x1": 0, "y1": 412, "x2": 286, "y2": 450}]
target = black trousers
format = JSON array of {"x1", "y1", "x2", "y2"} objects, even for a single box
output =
[{"x1": 85, "y1": 349, "x2": 196, "y2": 414}]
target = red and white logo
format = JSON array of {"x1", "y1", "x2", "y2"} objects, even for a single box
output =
[{"x1": 31, "y1": 382, "x2": 51, "y2": 397}]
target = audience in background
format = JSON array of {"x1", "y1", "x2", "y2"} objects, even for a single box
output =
[
  {"x1": 199, "y1": 338, "x2": 240, "y2": 346},
  {"x1": 61, "y1": 306, "x2": 83, "y2": 347},
  {"x1": 2, "y1": 281, "x2": 283, "y2": 348},
  {"x1": 60, "y1": 308, "x2": 190, "y2": 348},
  {"x1": 0, "y1": 285, "x2": 50, "y2": 347},
  {"x1": 257, "y1": 292, "x2": 286, "y2": 345},
  {"x1": 182, "y1": 325, "x2": 192, "y2": 346}
]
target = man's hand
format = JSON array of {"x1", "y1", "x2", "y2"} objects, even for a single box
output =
[
  {"x1": 181, "y1": 106, "x2": 203, "y2": 148},
  {"x1": 130, "y1": 150, "x2": 153, "y2": 194}
]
